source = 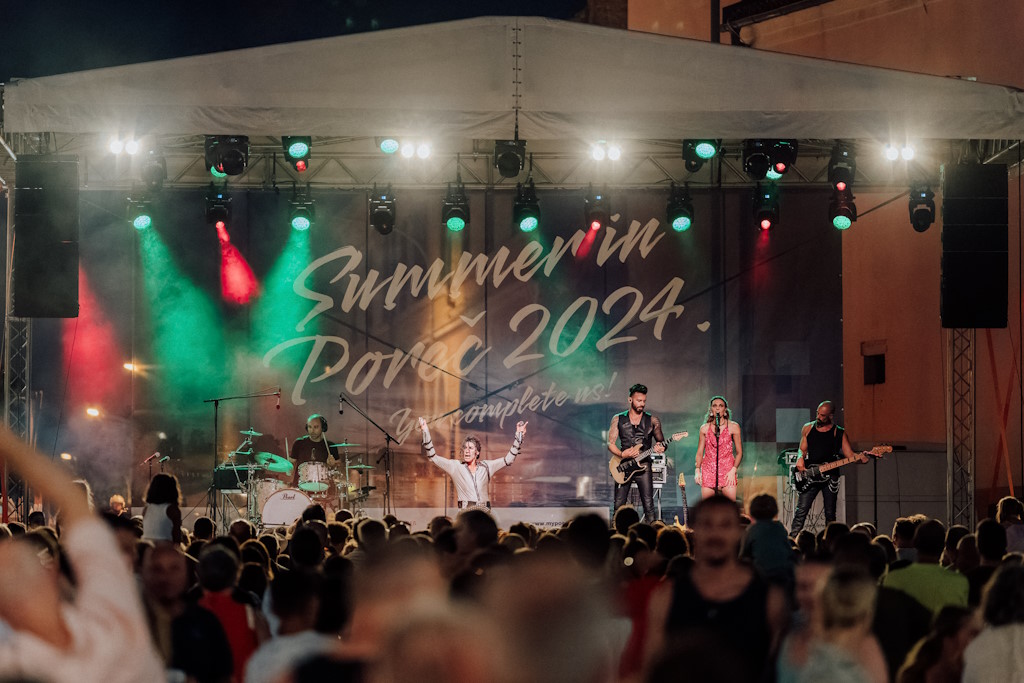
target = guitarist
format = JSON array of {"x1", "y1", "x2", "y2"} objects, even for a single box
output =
[
  {"x1": 790, "y1": 401, "x2": 869, "y2": 536},
  {"x1": 608, "y1": 383, "x2": 666, "y2": 522}
]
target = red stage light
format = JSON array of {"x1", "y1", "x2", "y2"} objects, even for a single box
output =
[
  {"x1": 835, "y1": 181, "x2": 847, "y2": 191},
  {"x1": 590, "y1": 220, "x2": 602, "y2": 231},
  {"x1": 760, "y1": 218, "x2": 773, "y2": 230},
  {"x1": 215, "y1": 220, "x2": 226, "y2": 230},
  {"x1": 295, "y1": 160, "x2": 307, "y2": 173},
  {"x1": 774, "y1": 162, "x2": 787, "y2": 173}
]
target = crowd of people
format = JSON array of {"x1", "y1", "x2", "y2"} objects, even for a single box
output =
[{"x1": 1, "y1": 427, "x2": 1024, "y2": 682}]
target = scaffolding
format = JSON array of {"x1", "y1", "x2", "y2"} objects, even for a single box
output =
[{"x1": 946, "y1": 328, "x2": 975, "y2": 528}]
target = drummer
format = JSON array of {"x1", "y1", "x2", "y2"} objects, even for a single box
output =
[{"x1": 288, "y1": 414, "x2": 338, "y2": 488}]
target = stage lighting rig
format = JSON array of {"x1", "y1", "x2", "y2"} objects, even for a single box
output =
[
  {"x1": 127, "y1": 197, "x2": 153, "y2": 230},
  {"x1": 289, "y1": 186, "x2": 315, "y2": 231},
  {"x1": 442, "y1": 172, "x2": 470, "y2": 232},
  {"x1": 683, "y1": 139, "x2": 720, "y2": 172},
  {"x1": 205, "y1": 185, "x2": 232, "y2": 228},
  {"x1": 369, "y1": 184, "x2": 396, "y2": 235},
  {"x1": 909, "y1": 185, "x2": 935, "y2": 232},
  {"x1": 829, "y1": 188, "x2": 857, "y2": 230},
  {"x1": 743, "y1": 140, "x2": 772, "y2": 180},
  {"x1": 140, "y1": 150, "x2": 167, "y2": 191},
  {"x1": 666, "y1": 183, "x2": 694, "y2": 232},
  {"x1": 585, "y1": 185, "x2": 610, "y2": 232},
  {"x1": 495, "y1": 138, "x2": 526, "y2": 179},
  {"x1": 828, "y1": 142, "x2": 856, "y2": 192},
  {"x1": 770, "y1": 139, "x2": 798, "y2": 175},
  {"x1": 754, "y1": 182, "x2": 779, "y2": 230},
  {"x1": 205, "y1": 135, "x2": 249, "y2": 176},
  {"x1": 513, "y1": 177, "x2": 540, "y2": 233},
  {"x1": 282, "y1": 136, "x2": 311, "y2": 173}
]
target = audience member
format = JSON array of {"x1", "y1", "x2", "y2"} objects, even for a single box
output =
[
  {"x1": 881, "y1": 519, "x2": 968, "y2": 615},
  {"x1": 962, "y1": 564, "x2": 1024, "y2": 681}
]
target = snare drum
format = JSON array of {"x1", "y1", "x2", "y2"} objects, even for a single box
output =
[
  {"x1": 261, "y1": 488, "x2": 312, "y2": 527},
  {"x1": 255, "y1": 479, "x2": 284, "y2": 511},
  {"x1": 298, "y1": 462, "x2": 330, "y2": 493}
]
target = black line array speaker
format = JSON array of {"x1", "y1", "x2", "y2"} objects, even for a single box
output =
[
  {"x1": 13, "y1": 157, "x2": 79, "y2": 318},
  {"x1": 940, "y1": 163, "x2": 1007, "y2": 329}
]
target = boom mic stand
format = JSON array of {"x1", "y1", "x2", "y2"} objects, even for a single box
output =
[{"x1": 339, "y1": 392, "x2": 397, "y2": 515}]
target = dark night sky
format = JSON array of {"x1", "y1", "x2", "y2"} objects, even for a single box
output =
[{"x1": 0, "y1": 0, "x2": 587, "y2": 82}]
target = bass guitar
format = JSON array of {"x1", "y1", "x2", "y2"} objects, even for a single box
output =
[
  {"x1": 609, "y1": 432, "x2": 687, "y2": 485},
  {"x1": 678, "y1": 472, "x2": 689, "y2": 526},
  {"x1": 791, "y1": 445, "x2": 891, "y2": 493}
]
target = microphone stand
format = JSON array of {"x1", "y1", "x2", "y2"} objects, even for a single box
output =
[
  {"x1": 202, "y1": 387, "x2": 280, "y2": 532},
  {"x1": 714, "y1": 416, "x2": 722, "y2": 495},
  {"x1": 339, "y1": 393, "x2": 397, "y2": 515}
]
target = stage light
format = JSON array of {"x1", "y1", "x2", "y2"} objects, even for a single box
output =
[
  {"x1": 909, "y1": 185, "x2": 935, "y2": 232},
  {"x1": 204, "y1": 135, "x2": 250, "y2": 176},
  {"x1": 205, "y1": 185, "x2": 232, "y2": 227},
  {"x1": 400, "y1": 142, "x2": 415, "y2": 158},
  {"x1": 770, "y1": 139, "x2": 798, "y2": 175},
  {"x1": 883, "y1": 144, "x2": 900, "y2": 161},
  {"x1": 666, "y1": 183, "x2": 694, "y2": 232},
  {"x1": 442, "y1": 173, "x2": 469, "y2": 232},
  {"x1": 591, "y1": 144, "x2": 607, "y2": 161},
  {"x1": 683, "y1": 139, "x2": 720, "y2": 172},
  {"x1": 378, "y1": 138, "x2": 400, "y2": 154},
  {"x1": 369, "y1": 184, "x2": 396, "y2": 235},
  {"x1": 282, "y1": 136, "x2": 311, "y2": 173},
  {"x1": 289, "y1": 186, "x2": 315, "y2": 231},
  {"x1": 86, "y1": 407, "x2": 100, "y2": 417},
  {"x1": 765, "y1": 167, "x2": 784, "y2": 181},
  {"x1": 494, "y1": 139, "x2": 526, "y2": 179},
  {"x1": 901, "y1": 145, "x2": 915, "y2": 161},
  {"x1": 125, "y1": 139, "x2": 140, "y2": 155},
  {"x1": 140, "y1": 150, "x2": 167, "y2": 191},
  {"x1": 513, "y1": 178, "x2": 540, "y2": 232},
  {"x1": 607, "y1": 144, "x2": 622, "y2": 161},
  {"x1": 416, "y1": 143, "x2": 432, "y2": 159},
  {"x1": 60, "y1": 452, "x2": 73, "y2": 461},
  {"x1": 123, "y1": 362, "x2": 136, "y2": 371},
  {"x1": 829, "y1": 188, "x2": 857, "y2": 230},
  {"x1": 584, "y1": 185, "x2": 610, "y2": 232},
  {"x1": 754, "y1": 182, "x2": 779, "y2": 230},
  {"x1": 108, "y1": 137, "x2": 124, "y2": 154},
  {"x1": 743, "y1": 139, "x2": 772, "y2": 180},
  {"x1": 128, "y1": 198, "x2": 153, "y2": 230},
  {"x1": 828, "y1": 142, "x2": 856, "y2": 192}
]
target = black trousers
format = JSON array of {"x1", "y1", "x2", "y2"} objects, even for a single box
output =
[
  {"x1": 789, "y1": 478, "x2": 838, "y2": 536},
  {"x1": 614, "y1": 467, "x2": 656, "y2": 521}
]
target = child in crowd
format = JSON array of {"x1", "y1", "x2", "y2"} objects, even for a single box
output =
[
  {"x1": 741, "y1": 493, "x2": 797, "y2": 594},
  {"x1": 142, "y1": 472, "x2": 183, "y2": 544}
]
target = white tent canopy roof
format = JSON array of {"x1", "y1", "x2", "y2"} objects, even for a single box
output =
[{"x1": 5, "y1": 16, "x2": 1024, "y2": 141}]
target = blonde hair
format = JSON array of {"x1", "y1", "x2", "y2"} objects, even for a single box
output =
[{"x1": 819, "y1": 567, "x2": 876, "y2": 630}]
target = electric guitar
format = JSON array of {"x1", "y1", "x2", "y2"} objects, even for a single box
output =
[
  {"x1": 609, "y1": 432, "x2": 687, "y2": 485},
  {"x1": 791, "y1": 445, "x2": 891, "y2": 493},
  {"x1": 678, "y1": 472, "x2": 689, "y2": 526}
]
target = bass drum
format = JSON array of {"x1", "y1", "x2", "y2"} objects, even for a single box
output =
[{"x1": 261, "y1": 488, "x2": 312, "y2": 527}]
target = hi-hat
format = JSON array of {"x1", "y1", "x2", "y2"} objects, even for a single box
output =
[
  {"x1": 240, "y1": 428, "x2": 263, "y2": 437},
  {"x1": 255, "y1": 451, "x2": 293, "y2": 474},
  {"x1": 347, "y1": 464, "x2": 374, "y2": 470},
  {"x1": 330, "y1": 442, "x2": 360, "y2": 448}
]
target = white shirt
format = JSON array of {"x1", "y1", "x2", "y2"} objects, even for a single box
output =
[
  {"x1": 962, "y1": 623, "x2": 1024, "y2": 682},
  {"x1": 245, "y1": 630, "x2": 338, "y2": 683},
  {"x1": 142, "y1": 503, "x2": 174, "y2": 542},
  {"x1": 0, "y1": 519, "x2": 167, "y2": 682},
  {"x1": 423, "y1": 431, "x2": 523, "y2": 505}
]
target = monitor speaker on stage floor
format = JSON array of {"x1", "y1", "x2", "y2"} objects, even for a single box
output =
[
  {"x1": 13, "y1": 156, "x2": 80, "y2": 318},
  {"x1": 940, "y1": 163, "x2": 1007, "y2": 329}
]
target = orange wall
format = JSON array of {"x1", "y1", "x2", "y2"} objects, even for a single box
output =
[{"x1": 628, "y1": 0, "x2": 1024, "y2": 511}]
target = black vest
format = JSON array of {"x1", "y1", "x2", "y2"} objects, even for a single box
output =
[
  {"x1": 617, "y1": 411, "x2": 654, "y2": 450},
  {"x1": 805, "y1": 424, "x2": 844, "y2": 467}
]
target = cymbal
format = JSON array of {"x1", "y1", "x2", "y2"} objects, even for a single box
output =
[
  {"x1": 240, "y1": 428, "x2": 263, "y2": 437},
  {"x1": 347, "y1": 464, "x2": 374, "y2": 470},
  {"x1": 330, "y1": 442, "x2": 360, "y2": 448},
  {"x1": 255, "y1": 451, "x2": 293, "y2": 474}
]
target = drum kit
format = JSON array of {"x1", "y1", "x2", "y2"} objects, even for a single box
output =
[{"x1": 215, "y1": 428, "x2": 376, "y2": 529}]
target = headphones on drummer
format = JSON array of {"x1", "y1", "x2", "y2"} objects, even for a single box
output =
[{"x1": 307, "y1": 414, "x2": 328, "y2": 433}]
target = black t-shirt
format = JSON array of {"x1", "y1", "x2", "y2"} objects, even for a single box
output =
[
  {"x1": 290, "y1": 436, "x2": 336, "y2": 486},
  {"x1": 171, "y1": 601, "x2": 234, "y2": 683},
  {"x1": 804, "y1": 424, "x2": 845, "y2": 467}
]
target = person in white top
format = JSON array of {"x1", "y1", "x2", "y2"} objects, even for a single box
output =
[
  {"x1": 0, "y1": 425, "x2": 167, "y2": 683},
  {"x1": 418, "y1": 417, "x2": 527, "y2": 510}
]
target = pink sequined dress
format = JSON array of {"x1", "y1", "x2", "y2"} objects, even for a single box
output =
[{"x1": 701, "y1": 422, "x2": 735, "y2": 488}]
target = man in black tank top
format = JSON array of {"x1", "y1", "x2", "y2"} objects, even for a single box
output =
[
  {"x1": 607, "y1": 383, "x2": 666, "y2": 521},
  {"x1": 644, "y1": 496, "x2": 788, "y2": 681},
  {"x1": 790, "y1": 401, "x2": 869, "y2": 536}
]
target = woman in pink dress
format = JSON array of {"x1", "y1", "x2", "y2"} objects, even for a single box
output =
[{"x1": 695, "y1": 396, "x2": 743, "y2": 501}]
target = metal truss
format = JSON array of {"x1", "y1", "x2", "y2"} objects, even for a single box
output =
[
  {"x1": 946, "y1": 328, "x2": 975, "y2": 528},
  {"x1": 3, "y1": 183, "x2": 31, "y2": 522},
  {"x1": 0, "y1": 133, "x2": 964, "y2": 193}
]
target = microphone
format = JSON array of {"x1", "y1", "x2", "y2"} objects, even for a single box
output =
[
  {"x1": 276, "y1": 391, "x2": 281, "y2": 410},
  {"x1": 338, "y1": 393, "x2": 344, "y2": 415},
  {"x1": 144, "y1": 451, "x2": 160, "y2": 464},
  {"x1": 158, "y1": 455, "x2": 171, "y2": 463},
  {"x1": 715, "y1": 414, "x2": 721, "y2": 430}
]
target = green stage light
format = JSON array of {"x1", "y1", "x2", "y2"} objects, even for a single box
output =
[
  {"x1": 513, "y1": 178, "x2": 540, "y2": 233},
  {"x1": 133, "y1": 214, "x2": 153, "y2": 230},
  {"x1": 666, "y1": 183, "x2": 694, "y2": 232},
  {"x1": 694, "y1": 141, "x2": 719, "y2": 160},
  {"x1": 683, "y1": 139, "x2": 720, "y2": 172},
  {"x1": 379, "y1": 138, "x2": 400, "y2": 154},
  {"x1": 289, "y1": 188, "x2": 315, "y2": 231},
  {"x1": 829, "y1": 187, "x2": 857, "y2": 230},
  {"x1": 205, "y1": 135, "x2": 249, "y2": 176},
  {"x1": 282, "y1": 136, "x2": 311, "y2": 172},
  {"x1": 442, "y1": 174, "x2": 469, "y2": 233},
  {"x1": 128, "y1": 197, "x2": 153, "y2": 230}
]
